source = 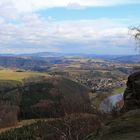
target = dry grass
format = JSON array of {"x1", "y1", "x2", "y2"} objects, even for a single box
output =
[
  {"x1": 0, "y1": 118, "x2": 59, "y2": 134},
  {"x1": 0, "y1": 69, "x2": 49, "y2": 81}
]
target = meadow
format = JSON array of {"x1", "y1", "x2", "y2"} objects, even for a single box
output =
[{"x1": 0, "y1": 69, "x2": 49, "y2": 81}]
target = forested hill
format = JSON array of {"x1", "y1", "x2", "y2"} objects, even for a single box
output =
[{"x1": 0, "y1": 75, "x2": 91, "y2": 128}]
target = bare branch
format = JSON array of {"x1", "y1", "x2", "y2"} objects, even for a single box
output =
[{"x1": 129, "y1": 26, "x2": 140, "y2": 51}]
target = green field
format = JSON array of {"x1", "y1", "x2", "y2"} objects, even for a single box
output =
[
  {"x1": 113, "y1": 87, "x2": 126, "y2": 94},
  {"x1": 0, "y1": 69, "x2": 49, "y2": 81}
]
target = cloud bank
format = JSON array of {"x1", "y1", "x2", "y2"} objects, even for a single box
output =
[
  {"x1": 0, "y1": 15, "x2": 132, "y2": 53},
  {"x1": 0, "y1": 0, "x2": 139, "y2": 54}
]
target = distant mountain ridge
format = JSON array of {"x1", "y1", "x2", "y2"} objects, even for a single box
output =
[
  {"x1": 109, "y1": 55, "x2": 140, "y2": 63},
  {"x1": 0, "y1": 52, "x2": 139, "y2": 64},
  {"x1": 0, "y1": 51, "x2": 138, "y2": 57},
  {"x1": 0, "y1": 56, "x2": 47, "y2": 69}
]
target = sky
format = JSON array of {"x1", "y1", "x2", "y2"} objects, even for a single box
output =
[{"x1": 0, "y1": 0, "x2": 140, "y2": 55}]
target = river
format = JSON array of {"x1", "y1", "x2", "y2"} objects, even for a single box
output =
[{"x1": 100, "y1": 93, "x2": 123, "y2": 112}]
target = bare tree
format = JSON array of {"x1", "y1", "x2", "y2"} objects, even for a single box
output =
[
  {"x1": 129, "y1": 26, "x2": 140, "y2": 72},
  {"x1": 129, "y1": 26, "x2": 140, "y2": 50}
]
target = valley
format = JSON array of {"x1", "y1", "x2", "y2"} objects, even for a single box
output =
[{"x1": 0, "y1": 54, "x2": 139, "y2": 140}]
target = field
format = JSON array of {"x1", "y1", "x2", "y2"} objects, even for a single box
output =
[
  {"x1": 113, "y1": 87, "x2": 126, "y2": 94},
  {"x1": 0, "y1": 69, "x2": 49, "y2": 81}
]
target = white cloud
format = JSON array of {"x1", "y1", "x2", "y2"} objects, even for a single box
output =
[
  {"x1": 67, "y1": 3, "x2": 86, "y2": 10},
  {"x1": 0, "y1": 12, "x2": 133, "y2": 54},
  {"x1": 0, "y1": 1, "x2": 18, "y2": 19},
  {"x1": 0, "y1": 0, "x2": 140, "y2": 13}
]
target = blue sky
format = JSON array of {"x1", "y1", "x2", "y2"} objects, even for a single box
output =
[
  {"x1": 0, "y1": 0, "x2": 140, "y2": 55},
  {"x1": 38, "y1": 4, "x2": 140, "y2": 22}
]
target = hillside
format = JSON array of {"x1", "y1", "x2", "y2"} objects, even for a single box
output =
[
  {"x1": 0, "y1": 114, "x2": 101, "y2": 140},
  {"x1": 87, "y1": 109, "x2": 140, "y2": 140},
  {"x1": 19, "y1": 76, "x2": 91, "y2": 119},
  {"x1": 0, "y1": 71, "x2": 91, "y2": 128}
]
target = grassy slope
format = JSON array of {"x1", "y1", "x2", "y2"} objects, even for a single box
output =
[
  {"x1": 0, "y1": 69, "x2": 49, "y2": 82},
  {"x1": 87, "y1": 109, "x2": 140, "y2": 140}
]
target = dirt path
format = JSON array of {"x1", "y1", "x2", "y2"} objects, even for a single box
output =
[{"x1": 0, "y1": 118, "x2": 59, "y2": 134}]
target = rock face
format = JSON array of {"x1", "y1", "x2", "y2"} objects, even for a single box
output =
[{"x1": 122, "y1": 71, "x2": 140, "y2": 111}]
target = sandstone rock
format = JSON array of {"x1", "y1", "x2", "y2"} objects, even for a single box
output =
[{"x1": 122, "y1": 71, "x2": 140, "y2": 111}]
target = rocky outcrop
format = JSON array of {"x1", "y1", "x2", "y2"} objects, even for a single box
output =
[
  {"x1": 122, "y1": 71, "x2": 140, "y2": 111},
  {"x1": 87, "y1": 71, "x2": 140, "y2": 140}
]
